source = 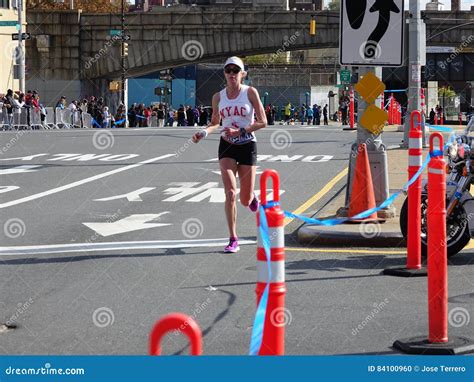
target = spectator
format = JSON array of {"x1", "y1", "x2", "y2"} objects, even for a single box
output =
[
  {"x1": 128, "y1": 103, "x2": 137, "y2": 127},
  {"x1": 177, "y1": 104, "x2": 186, "y2": 126},
  {"x1": 114, "y1": 104, "x2": 126, "y2": 128},
  {"x1": 186, "y1": 105, "x2": 194, "y2": 126},
  {"x1": 199, "y1": 106, "x2": 208, "y2": 126},
  {"x1": 157, "y1": 104, "x2": 165, "y2": 127},
  {"x1": 323, "y1": 104, "x2": 328, "y2": 125},
  {"x1": 144, "y1": 106, "x2": 151, "y2": 127},
  {"x1": 306, "y1": 106, "x2": 313, "y2": 125},
  {"x1": 56, "y1": 96, "x2": 67, "y2": 109}
]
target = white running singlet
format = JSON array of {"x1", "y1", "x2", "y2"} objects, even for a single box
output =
[{"x1": 219, "y1": 85, "x2": 256, "y2": 145}]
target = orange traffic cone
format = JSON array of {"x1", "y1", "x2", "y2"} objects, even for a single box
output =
[{"x1": 348, "y1": 143, "x2": 378, "y2": 221}]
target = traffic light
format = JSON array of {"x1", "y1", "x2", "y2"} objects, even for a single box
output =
[
  {"x1": 310, "y1": 16, "x2": 316, "y2": 36},
  {"x1": 163, "y1": 88, "x2": 171, "y2": 96},
  {"x1": 154, "y1": 87, "x2": 162, "y2": 96},
  {"x1": 121, "y1": 42, "x2": 128, "y2": 57}
]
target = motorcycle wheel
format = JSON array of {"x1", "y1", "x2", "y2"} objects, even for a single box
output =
[{"x1": 399, "y1": 195, "x2": 471, "y2": 258}]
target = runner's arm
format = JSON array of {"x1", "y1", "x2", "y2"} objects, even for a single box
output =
[
  {"x1": 245, "y1": 87, "x2": 267, "y2": 134},
  {"x1": 192, "y1": 93, "x2": 221, "y2": 143}
]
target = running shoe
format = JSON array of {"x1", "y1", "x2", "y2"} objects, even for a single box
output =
[
  {"x1": 224, "y1": 238, "x2": 240, "y2": 253},
  {"x1": 249, "y1": 194, "x2": 259, "y2": 212}
]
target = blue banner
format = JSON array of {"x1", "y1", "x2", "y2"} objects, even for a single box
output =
[{"x1": 0, "y1": 356, "x2": 472, "y2": 381}]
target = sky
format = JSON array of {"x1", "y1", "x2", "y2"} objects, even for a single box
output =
[{"x1": 403, "y1": 0, "x2": 473, "y2": 10}]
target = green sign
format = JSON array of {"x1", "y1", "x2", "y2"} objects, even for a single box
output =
[
  {"x1": 0, "y1": 21, "x2": 18, "y2": 27},
  {"x1": 109, "y1": 29, "x2": 122, "y2": 36},
  {"x1": 340, "y1": 70, "x2": 351, "y2": 84}
]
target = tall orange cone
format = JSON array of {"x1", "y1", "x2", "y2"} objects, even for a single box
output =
[{"x1": 348, "y1": 143, "x2": 378, "y2": 221}]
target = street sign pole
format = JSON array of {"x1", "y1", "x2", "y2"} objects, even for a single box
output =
[
  {"x1": 18, "y1": 0, "x2": 25, "y2": 93},
  {"x1": 403, "y1": 0, "x2": 427, "y2": 148}
]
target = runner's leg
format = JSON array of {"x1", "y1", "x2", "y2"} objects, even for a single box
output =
[
  {"x1": 237, "y1": 164, "x2": 256, "y2": 207},
  {"x1": 220, "y1": 157, "x2": 239, "y2": 238}
]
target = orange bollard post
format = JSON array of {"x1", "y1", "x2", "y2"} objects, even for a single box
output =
[
  {"x1": 256, "y1": 170, "x2": 286, "y2": 355},
  {"x1": 440, "y1": 113, "x2": 444, "y2": 125},
  {"x1": 149, "y1": 313, "x2": 203, "y2": 355},
  {"x1": 393, "y1": 132, "x2": 474, "y2": 354},
  {"x1": 383, "y1": 111, "x2": 427, "y2": 277},
  {"x1": 434, "y1": 113, "x2": 438, "y2": 125},
  {"x1": 427, "y1": 132, "x2": 448, "y2": 343}
]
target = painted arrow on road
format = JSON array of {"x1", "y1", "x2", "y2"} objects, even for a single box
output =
[{"x1": 83, "y1": 213, "x2": 172, "y2": 237}]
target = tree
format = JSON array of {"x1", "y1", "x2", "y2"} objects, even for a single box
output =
[
  {"x1": 327, "y1": 0, "x2": 340, "y2": 11},
  {"x1": 27, "y1": 0, "x2": 127, "y2": 13}
]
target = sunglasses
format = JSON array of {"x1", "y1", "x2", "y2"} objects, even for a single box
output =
[{"x1": 224, "y1": 67, "x2": 241, "y2": 74}]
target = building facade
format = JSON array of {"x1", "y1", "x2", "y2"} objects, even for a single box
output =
[{"x1": 0, "y1": 0, "x2": 26, "y2": 93}]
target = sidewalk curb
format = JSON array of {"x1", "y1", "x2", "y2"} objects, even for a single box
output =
[{"x1": 297, "y1": 224, "x2": 406, "y2": 248}]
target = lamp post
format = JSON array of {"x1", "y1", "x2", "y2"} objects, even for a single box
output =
[
  {"x1": 121, "y1": 0, "x2": 126, "y2": 107},
  {"x1": 263, "y1": 92, "x2": 269, "y2": 107},
  {"x1": 305, "y1": 91, "x2": 310, "y2": 107}
]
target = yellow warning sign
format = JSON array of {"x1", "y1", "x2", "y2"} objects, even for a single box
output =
[
  {"x1": 360, "y1": 104, "x2": 388, "y2": 135},
  {"x1": 354, "y1": 71, "x2": 385, "y2": 104}
]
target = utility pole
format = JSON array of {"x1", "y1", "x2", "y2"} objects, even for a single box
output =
[
  {"x1": 17, "y1": 0, "x2": 25, "y2": 93},
  {"x1": 121, "y1": 0, "x2": 128, "y2": 114},
  {"x1": 403, "y1": 0, "x2": 426, "y2": 147}
]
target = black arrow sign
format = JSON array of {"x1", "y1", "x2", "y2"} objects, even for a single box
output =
[
  {"x1": 363, "y1": 0, "x2": 400, "y2": 59},
  {"x1": 345, "y1": 0, "x2": 367, "y2": 30}
]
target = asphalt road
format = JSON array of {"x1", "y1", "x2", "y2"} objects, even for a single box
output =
[{"x1": 0, "y1": 125, "x2": 472, "y2": 355}]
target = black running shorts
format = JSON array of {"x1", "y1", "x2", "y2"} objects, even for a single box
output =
[{"x1": 218, "y1": 138, "x2": 257, "y2": 166}]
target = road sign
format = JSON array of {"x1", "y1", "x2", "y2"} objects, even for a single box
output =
[
  {"x1": 354, "y1": 71, "x2": 388, "y2": 134},
  {"x1": 340, "y1": 0, "x2": 404, "y2": 67},
  {"x1": 12, "y1": 33, "x2": 31, "y2": 41},
  {"x1": 0, "y1": 21, "x2": 18, "y2": 27},
  {"x1": 340, "y1": 70, "x2": 351, "y2": 84},
  {"x1": 110, "y1": 29, "x2": 131, "y2": 40}
]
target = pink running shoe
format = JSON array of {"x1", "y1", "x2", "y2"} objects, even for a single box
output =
[
  {"x1": 224, "y1": 238, "x2": 240, "y2": 253},
  {"x1": 249, "y1": 194, "x2": 259, "y2": 212}
]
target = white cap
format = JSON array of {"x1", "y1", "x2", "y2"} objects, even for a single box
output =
[{"x1": 224, "y1": 56, "x2": 245, "y2": 71}]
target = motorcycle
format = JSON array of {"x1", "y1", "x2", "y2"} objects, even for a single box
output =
[{"x1": 399, "y1": 130, "x2": 474, "y2": 258}]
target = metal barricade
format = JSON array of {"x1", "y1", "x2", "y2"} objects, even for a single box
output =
[
  {"x1": 30, "y1": 108, "x2": 44, "y2": 129},
  {"x1": 150, "y1": 115, "x2": 158, "y2": 128},
  {"x1": 55, "y1": 108, "x2": 71, "y2": 129},
  {"x1": 82, "y1": 112, "x2": 93, "y2": 129},
  {"x1": 44, "y1": 107, "x2": 57, "y2": 129},
  {"x1": 0, "y1": 106, "x2": 9, "y2": 130},
  {"x1": 72, "y1": 110, "x2": 82, "y2": 128},
  {"x1": 12, "y1": 108, "x2": 29, "y2": 130}
]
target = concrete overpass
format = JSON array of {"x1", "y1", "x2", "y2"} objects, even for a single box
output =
[{"x1": 24, "y1": 8, "x2": 474, "y2": 103}]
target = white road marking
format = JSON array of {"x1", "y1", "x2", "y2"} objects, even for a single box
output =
[
  {"x1": 0, "y1": 154, "x2": 175, "y2": 209},
  {"x1": 0, "y1": 154, "x2": 49, "y2": 161},
  {"x1": 0, "y1": 165, "x2": 42, "y2": 175},
  {"x1": 0, "y1": 238, "x2": 257, "y2": 256},
  {"x1": 0, "y1": 186, "x2": 20, "y2": 194},
  {"x1": 94, "y1": 187, "x2": 156, "y2": 202},
  {"x1": 83, "y1": 213, "x2": 172, "y2": 237}
]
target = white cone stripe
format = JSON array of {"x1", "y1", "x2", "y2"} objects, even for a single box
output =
[
  {"x1": 409, "y1": 138, "x2": 422, "y2": 149},
  {"x1": 428, "y1": 168, "x2": 444, "y2": 175},
  {"x1": 257, "y1": 261, "x2": 285, "y2": 283},
  {"x1": 257, "y1": 226, "x2": 284, "y2": 248},
  {"x1": 408, "y1": 155, "x2": 422, "y2": 167}
]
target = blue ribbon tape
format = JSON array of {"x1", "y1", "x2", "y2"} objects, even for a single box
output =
[
  {"x1": 91, "y1": 118, "x2": 101, "y2": 128},
  {"x1": 114, "y1": 118, "x2": 126, "y2": 125},
  {"x1": 427, "y1": 124, "x2": 453, "y2": 132},
  {"x1": 128, "y1": 113, "x2": 146, "y2": 119},
  {"x1": 250, "y1": 150, "x2": 436, "y2": 354},
  {"x1": 249, "y1": 204, "x2": 272, "y2": 356},
  {"x1": 384, "y1": 89, "x2": 407, "y2": 93}
]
